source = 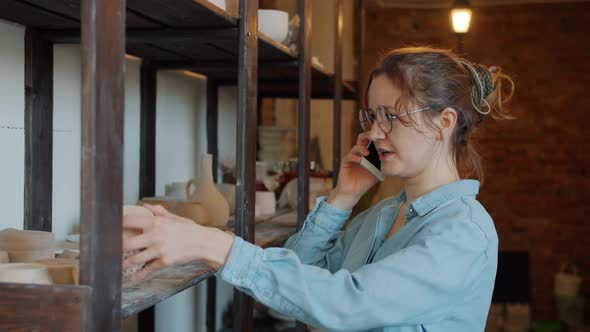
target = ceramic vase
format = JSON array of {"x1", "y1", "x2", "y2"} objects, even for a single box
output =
[{"x1": 186, "y1": 154, "x2": 230, "y2": 228}]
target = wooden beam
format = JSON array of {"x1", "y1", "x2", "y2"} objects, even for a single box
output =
[
  {"x1": 138, "y1": 61, "x2": 157, "y2": 332},
  {"x1": 152, "y1": 59, "x2": 297, "y2": 70},
  {"x1": 0, "y1": 284, "x2": 91, "y2": 332},
  {"x1": 295, "y1": 3, "x2": 312, "y2": 330},
  {"x1": 333, "y1": 0, "x2": 343, "y2": 187},
  {"x1": 233, "y1": 0, "x2": 258, "y2": 331},
  {"x1": 41, "y1": 27, "x2": 238, "y2": 44},
  {"x1": 297, "y1": 0, "x2": 312, "y2": 232},
  {"x1": 79, "y1": 0, "x2": 126, "y2": 331},
  {"x1": 139, "y1": 62, "x2": 157, "y2": 199},
  {"x1": 206, "y1": 77, "x2": 220, "y2": 332},
  {"x1": 207, "y1": 79, "x2": 219, "y2": 184},
  {"x1": 24, "y1": 28, "x2": 53, "y2": 232}
]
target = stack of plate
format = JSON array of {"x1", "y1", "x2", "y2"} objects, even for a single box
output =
[{"x1": 258, "y1": 126, "x2": 295, "y2": 162}]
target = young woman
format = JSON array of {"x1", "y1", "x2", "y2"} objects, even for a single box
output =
[{"x1": 123, "y1": 47, "x2": 514, "y2": 331}]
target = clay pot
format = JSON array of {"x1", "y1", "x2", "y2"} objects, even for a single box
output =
[
  {"x1": 0, "y1": 263, "x2": 52, "y2": 284},
  {"x1": 0, "y1": 228, "x2": 54, "y2": 251},
  {"x1": 122, "y1": 205, "x2": 153, "y2": 278},
  {"x1": 7, "y1": 249, "x2": 54, "y2": 263},
  {"x1": 35, "y1": 258, "x2": 79, "y2": 285},
  {"x1": 0, "y1": 229, "x2": 55, "y2": 262},
  {"x1": 174, "y1": 201, "x2": 210, "y2": 226},
  {"x1": 0, "y1": 250, "x2": 8, "y2": 264},
  {"x1": 186, "y1": 154, "x2": 230, "y2": 228}
]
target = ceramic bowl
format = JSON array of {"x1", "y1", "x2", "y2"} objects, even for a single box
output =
[
  {"x1": 258, "y1": 10, "x2": 289, "y2": 43},
  {"x1": 0, "y1": 263, "x2": 52, "y2": 284},
  {"x1": 35, "y1": 258, "x2": 79, "y2": 285},
  {"x1": 0, "y1": 229, "x2": 54, "y2": 251}
]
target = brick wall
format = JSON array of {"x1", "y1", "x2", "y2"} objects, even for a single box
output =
[{"x1": 365, "y1": 2, "x2": 590, "y2": 320}]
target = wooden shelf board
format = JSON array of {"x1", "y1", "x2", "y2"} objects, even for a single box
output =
[{"x1": 121, "y1": 260, "x2": 214, "y2": 318}]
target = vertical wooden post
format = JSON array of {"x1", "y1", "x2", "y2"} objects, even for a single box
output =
[
  {"x1": 79, "y1": 0, "x2": 126, "y2": 331},
  {"x1": 24, "y1": 29, "x2": 53, "y2": 232},
  {"x1": 138, "y1": 61, "x2": 157, "y2": 332},
  {"x1": 296, "y1": 2, "x2": 312, "y2": 331},
  {"x1": 297, "y1": 0, "x2": 311, "y2": 232},
  {"x1": 234, "y1": 0, "x2": 258, "y2": 331},
  {"x1": 355, "y1": 0, "x2": 367, "y2": 112},
  {"x1": 207, "y1": 78, "x2": 219, "y2": 177},
  {"x1": 206, "y1": 78, "x2": 219, "y2": 332},
  {"x1": 332, "y1": 0, "x2": 343, "y2": 187}
]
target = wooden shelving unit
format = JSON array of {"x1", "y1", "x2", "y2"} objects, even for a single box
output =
[{"x1": 0, "y1": 0, "x2": 359, "y2": 331}]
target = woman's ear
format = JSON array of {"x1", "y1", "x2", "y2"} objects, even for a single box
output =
[{"x1": 439, "y1": 107, "x2": 458, "y2": 140}]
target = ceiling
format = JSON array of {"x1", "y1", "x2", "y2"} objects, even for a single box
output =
[{"x1": 370, "y1": 0, "x2": 590, "y2": 8}]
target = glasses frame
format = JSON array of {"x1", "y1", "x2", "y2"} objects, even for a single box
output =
[{"x1": 358, "y1": 105, "x2": 433, "y2": 134}]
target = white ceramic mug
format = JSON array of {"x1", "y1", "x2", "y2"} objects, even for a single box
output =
[
  {"x1": 165, "y1": 181, "x2": 188, "y2": 198},
  {"x1": 258, "y1": 10, "x2": 289, "y2": 43}
]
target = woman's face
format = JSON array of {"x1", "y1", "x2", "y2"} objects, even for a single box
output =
[{"x1": 366, "y1": 74, "x2": 441, "y2": 179}]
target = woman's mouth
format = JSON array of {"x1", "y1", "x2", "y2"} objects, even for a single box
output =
[{"x1": 378, "y1": 148, "x2": 395, "y2": 160}]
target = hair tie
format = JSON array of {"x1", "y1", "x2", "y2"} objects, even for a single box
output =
[{"x1": 459, "y1": 60, "x2": 495, "y2": 116}]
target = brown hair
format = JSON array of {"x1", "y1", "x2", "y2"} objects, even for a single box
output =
[{"x1": 366, "y1": 46, "x2": 515, "y2": 184}]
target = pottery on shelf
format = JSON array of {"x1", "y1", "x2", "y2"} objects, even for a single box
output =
[
  {"x1": 216, "y1": 183, "x2": 236, "y2": 214},
  {"x1": 258, "y1": 9, "x2": 289, "y2": 43},
  {"x1": 165, "y1": 182, "x2": 188, "y2": 199},
  {"x1": 35, "y1": 258, "x2": 79, "y2": 285},
  {"x1": 185, "y1": 154, "x2": 230, "y2": 228},
  {"x1": 0, "y1": 229, "x2": 55, "y2": 263},
  {"x1": 255, "y1": 191, "x2": 276, "y2": 216},
  {"x1": 0, "y1": 250, "x2": 8, "y2": 264},
  {"x1": 122, "y1": 205, "x2": 153, "y2": 278},
  {"x1": 0, "y1": 263, "x2": 52, "y2": 284},
  {"x1": 174, "y1": 201, "x2": 210, "y2": 226}
]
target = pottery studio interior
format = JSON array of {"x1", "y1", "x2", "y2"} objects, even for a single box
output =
[{"x1": 0, "y1": 0, "x2": 588, "y2": 331}]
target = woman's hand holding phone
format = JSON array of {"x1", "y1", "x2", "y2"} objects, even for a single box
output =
[{"x1": 327, "y1": 133, "x2": 381, "y2": 211}]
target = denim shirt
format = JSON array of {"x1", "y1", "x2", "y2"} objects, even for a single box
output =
[{"x1": 217, "y1": 179, "x2": 498, "y2": 332}]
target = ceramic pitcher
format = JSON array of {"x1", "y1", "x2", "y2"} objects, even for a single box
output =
[{"x1": 186, "y1": 154, "x2": 230, "y2": 228}]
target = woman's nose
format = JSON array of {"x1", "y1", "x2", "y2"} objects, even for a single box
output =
[{"x1": 367, "y1": 120, "x2": 385, "y2": 141}]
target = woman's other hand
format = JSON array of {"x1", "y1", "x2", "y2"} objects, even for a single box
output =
[
  {"x1": 328, "y1": 133, "x2": 379, "y2": 210},
  {"x1": 122, "y1": 204, "x2": 234, "y2": 282}
]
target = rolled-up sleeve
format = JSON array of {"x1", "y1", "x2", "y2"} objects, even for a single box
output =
[
  {"x1": 217, "y1": 217, "x2": 489, "y2": 331},
  {"x1": 283, "y1": 197, "x2": 353, "y2": 271}
]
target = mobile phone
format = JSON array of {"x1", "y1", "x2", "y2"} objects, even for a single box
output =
[{"x1": 359, "y1": 141, "x2": 385, "y2": 182}]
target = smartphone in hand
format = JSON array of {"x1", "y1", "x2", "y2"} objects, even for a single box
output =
[{"x1": 359, "y1": 141, "x2": 385, "y2": 182}]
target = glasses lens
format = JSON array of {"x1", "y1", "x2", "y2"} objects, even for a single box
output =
[
  {"x1": 376, "y1": 105, "x2": 392, "y2": 133},
  {"x1": 359, "y1": 108, "x2": 373, "y2": 132}
]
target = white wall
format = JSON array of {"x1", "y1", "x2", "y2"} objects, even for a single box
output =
[{"x1": 0, "y1": 18, "x2": 239, "y2": 332}]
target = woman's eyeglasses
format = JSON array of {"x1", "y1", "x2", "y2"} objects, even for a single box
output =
[{"x1": 358, "y1": 105, "x2": 433, "y2": 134}]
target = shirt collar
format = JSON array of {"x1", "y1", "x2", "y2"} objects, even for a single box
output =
[{"x1": 404, "y1": 179, "x2": 480, "y2": 217}]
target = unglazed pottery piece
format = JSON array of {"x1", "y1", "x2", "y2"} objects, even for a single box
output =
[
  {"x1": 0, "y1": 250, "x2": 8, "y2": 264},
  {"x1": 35, "y1": 258, "x2": 78, "y2": 285},
  {"x1": 0, "y1": 228, "x2": 54, "y2": 251},
  {"x1": 0, "y1": 229, "x2": 55, "y2": 263},
  {"x1": 174, "y1": 201, "x2": 210, "y2": 226},
  {"x1": 122, "y1": 205, "x2": 153, "y2": 278},
  {"x1": 0, "y1": 263, "x2": 52, "y2": 284},
  {"x1": 7, "y1": 249, "x2": 54, "y2": 263},
  {"x1": 186, "y1": 154, "x2": 230, "y2": 228}
]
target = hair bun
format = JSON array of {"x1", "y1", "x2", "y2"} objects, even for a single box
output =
[{"x1": 474, "y1": 64, "x2": 495, "y2": 99}]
